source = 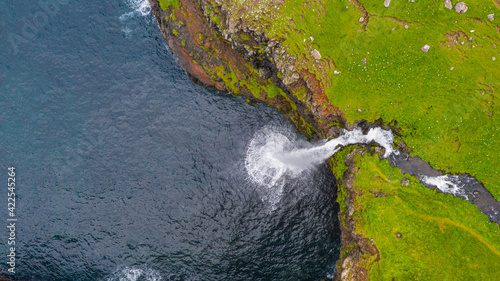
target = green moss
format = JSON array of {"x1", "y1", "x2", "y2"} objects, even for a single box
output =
[
  {"x1": 351, "y1": 153, "x2": 500, "y2": 280},
  {"x1": 211, "y1": 14, "x2": 221, "y2": 26},
  {"x1": 172, "y1": 29, "x2": 179, "y2": 36},
  {"x1": 293, "y1": 86, "x2": 308, "y2": 104},
  {"x1": 159, "y1": 0, "x2": 180, "y2": 10},
  {"x1": 212, "y1": 64, "x2": 240, "y2": 94},
  {"x1": 205, "y1": 4, "x2": 222, "y2": 26},
  {"x1": 197, "y1": 33, "x2": 204, "y2": 43},
  {"x1": 330, "y1": 146, "x2": 353, "y2": 180},
  {"x1": 159, "y1": 0, "x2": 187, "y2": 18},
  {"x1": 239, "y1": 75, "x2": 262, "y2": 98},
  {"x1": 240, "y1": 34, "x2": 250, "y2": 41},
  {"x1": 330, "y1": 146, "x2": 355, "y2": 214},
  {"x1": 181, "y1": 40, "x2": 186, "y2": 47}
]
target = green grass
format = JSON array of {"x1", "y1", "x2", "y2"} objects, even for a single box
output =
[
  {"x1": 216, "y1": 0, "x2": 500, "y2": 199},
  {"x1": 323, "y1": 0, "x2": 500, "y2": 199},
  {"x1": 351, "y1": 153, "x2": 500, "y2": 280}
]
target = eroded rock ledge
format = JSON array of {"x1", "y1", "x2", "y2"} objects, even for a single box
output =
[
  {"x1": 148, "y1": 0, "x2": 346, "y2": 138},
  {"x1": 333, "y1": 148, "x2": 379, "y2": 281}
]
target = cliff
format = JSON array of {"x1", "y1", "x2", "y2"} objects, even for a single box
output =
[{"x1": 149, "y1": 0, "x2": 500, "y2": 279}]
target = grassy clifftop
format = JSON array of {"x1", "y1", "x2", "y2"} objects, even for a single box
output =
[
  {"x1": 206, "y1": 0, "x2": 500, "y2": 199},
  {"x1": 344, "y1": 152, "x2": 500, "y2": 279},
  {"x1": 154, "y1": 0, "x2": 500, "y2": 279}
]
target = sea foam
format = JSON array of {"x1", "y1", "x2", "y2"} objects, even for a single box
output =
[{"x1": 107, "y1": 266, "x2": 162, "y2": 281}]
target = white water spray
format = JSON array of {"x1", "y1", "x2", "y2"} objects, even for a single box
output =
[
  {"x1": 245, "y1": 126, "x2": 397, "y2": 189},
  {"x1": 245, "y1": 125, "x2": 466, "y2": 202}
]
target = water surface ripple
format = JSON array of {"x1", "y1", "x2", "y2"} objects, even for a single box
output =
[{"x1": 0, "y1": 0, "x2": 340, "y2": 280}]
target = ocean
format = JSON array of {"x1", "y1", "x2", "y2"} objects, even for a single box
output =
[{"x1": 0, "y1": 0, "x2": 340, "y2": 280}]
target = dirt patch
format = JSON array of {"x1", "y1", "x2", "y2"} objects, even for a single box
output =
[{"x1": 442, "y1": 31, "x2": 468, "y2": 47}]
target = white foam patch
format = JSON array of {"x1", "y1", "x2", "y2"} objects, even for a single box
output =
[
  {"x1": 245, "y1": 126, "x2": 397, "y2": 190},
  {"x1": 125, "y1": 0, "x2": 151, "y2": 16},
  {"x1": 122, "y1": 27, "x2": 133, "y2": 38},
  {"x1": 119, "y1": 11, "x2": 136, "y2": 21},
  {"x1": 120, "y1": 0, "x2": 151, "y2": 37},
  {"x1": 419, "y1": 175, "x2": 467, "y2": 198},
  {"x1": 107, "y1": 266, "x2": 162, "y2": 281}
]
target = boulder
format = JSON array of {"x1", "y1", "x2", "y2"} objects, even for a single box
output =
[
  {"x1": 455, "y1": 2, "x2": 468, "y2": 13},
  {"x1": 384, "y1": 0, "x2": 391, "y2": 8},
  {"x1": 311, "y1": 49, "x2": 321, "y2": 60},
  {"x1": 401, "y1": 177, "x2": 410, "y2": 187},
  {"x1": 444, "y1": 0, "x2": 452, "y2": 9},
  {"x1": 421, "y1": 44, "x2": 430, "y2": 53}
]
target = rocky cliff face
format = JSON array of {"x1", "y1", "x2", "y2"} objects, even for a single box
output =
[{"x1": 148, "y1": 0, "x2": 346, "y2": 139}]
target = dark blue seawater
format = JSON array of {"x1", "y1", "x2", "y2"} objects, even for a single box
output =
[{"x1": 0, "y1": 0, "x2": 340, "y2": 280}]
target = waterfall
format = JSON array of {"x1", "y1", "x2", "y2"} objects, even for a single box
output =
[
  {"x1": 244, "y1": 124, "x2": 500, "y2": 223},
  {"x1": 245, "y1": 126, "x2": 397, "y2": 189}
]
